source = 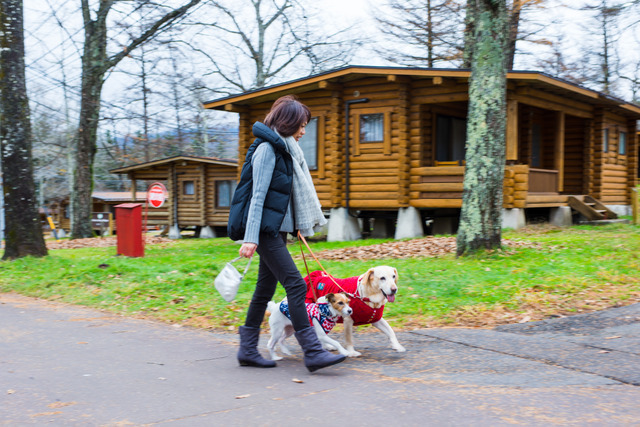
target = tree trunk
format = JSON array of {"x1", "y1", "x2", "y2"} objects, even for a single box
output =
[
  {"x1": 70, "y1": 6, "x2": 108, "y2": 239},
  {"x1": 69, "y1": 0, "x2": 201, "y2": 239},
  {"x1": 462, "y1": 0, "x2": 477, "y2": 68},
  {"x1": 456, "y1": 0, "x2": 508, "y2": 256},
  {"x1": 0, "y1": 0, "x2": 48, "y2": 259}
]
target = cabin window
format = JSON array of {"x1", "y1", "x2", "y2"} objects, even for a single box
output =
[
  {"x1": 360, "y1": 114, "x2": 384, "y2": 142},
  {"x1": 603, "y1": 128, "x2": 609, "y2": 152},
  {"x1": 531, "y1": 123, "x2": 542, "y2": 168},
  {"x1": 619, "y1": 131, "x2": 627, "y2": 155},
  {"x1": 216, "y1": 180, "x2": 237, "y2": 208},
  {"x1": 299, "y1": 117, "x2": 318, "y2": 169},
  {"x1": 183, "y1": 180, "x2": 195, "y2": 196},
  {"x1": 435, "y1": 114, "x2": 466, "y2": 163}
]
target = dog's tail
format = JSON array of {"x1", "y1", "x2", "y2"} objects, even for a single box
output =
[{"x1": 267, "y1": 300, "x2": 278, "y2": 315}]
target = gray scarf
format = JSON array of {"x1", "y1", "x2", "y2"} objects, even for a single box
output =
[{"x1": 277, "y1": 131, "x2": 328, "y2": 236}]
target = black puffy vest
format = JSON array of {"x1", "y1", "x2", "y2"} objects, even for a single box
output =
[{"x1": 227, "y1": 122, "x2": 293, "y2": 241}]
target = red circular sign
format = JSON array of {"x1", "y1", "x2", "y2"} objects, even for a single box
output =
[{"x1": 147, "y1": 183, "x2": 167, "y2": 208}]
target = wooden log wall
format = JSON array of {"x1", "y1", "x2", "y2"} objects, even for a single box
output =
[
  {"x1": 629, "y1": 125, "x2": 639, "y2": 189},
  {"x1": 327, "y1": 90, "x2": 344, "y2": 208},
  {"x1": 342, "y1": 77, "x2": 402, "y2": 209},
  {"x1": 409, "y1": 166, "x2": 464, "y2": 208},
  {"x1": 409, "y1": 165, "x2": 528, "y2": 209},
  {"x1": 205, "y1": 165, "x2": 237, "y2": 226},
  {"x1": 236, "y1": 112, "x2": 252, "y2": 180},
  {"x1": 593, "y1": 110, "x2": 634, "y2": 204},
  {"x1": 396, "y1": 81, "x2": 411, "y2": 206},
  {"x1": 409, "y1": 103, "x2": 424, "y2": 170},
  {"x1": 503, "y1": 165, "x2": 528, "y2": 208},
  {"x1": 176, "y1": 164, "x2": 204, "y2": 226},
  {"x1": 592, "y1": 110, "x2": 606, "y2": 200}
]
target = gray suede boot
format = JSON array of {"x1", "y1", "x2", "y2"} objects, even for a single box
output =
[
  {"x1": 237, "y1": 326, "x2": 276, "y2": 368},
  {"x1": 294, "y1": 326, "x2": 346, "y2": 372}
]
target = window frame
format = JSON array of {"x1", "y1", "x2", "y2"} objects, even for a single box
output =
[
  {"x1": 434, "y1": 113, "x2": 467, "y2": 165},
  {"x1": 298, "y1": 116, "x2": 319, "y2": 171},
  {"x1": 619, "y1": 130, "x2": 627, "y2": 155},
  {"x1": 215, "y1": 180, "x2": 237, "y2": 209},
  {"x1": 352, "y1": 107, "x2": 392, "y2": 156}
]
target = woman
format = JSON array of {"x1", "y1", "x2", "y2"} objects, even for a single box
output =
[{"x1": 228, "y1": 95, "x2": 346, "y2": 372}]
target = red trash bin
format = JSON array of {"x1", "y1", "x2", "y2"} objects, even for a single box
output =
[{"x1": 115, "y1": 203, "x2": 144, "y2": 257}]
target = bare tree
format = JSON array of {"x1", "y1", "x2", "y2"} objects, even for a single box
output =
[
  {"x1": 198, "y1": 0, "x2": 356, "y2": 92},
  {"x1": 70, "y1": 0, "x2": 202, "y2": 239},
  {"x1": 374, "y1": 0, "x2": 466, "y2": 67},
  {"x1": 0, "y1": 0, "x2": 48, "y2": 259},
  {"x1": 464, "y1": 0, "x2": 549, "y2": 69},
  {"x1": 457, "y1": 0, "x2": 509, "y2": 256},
  {"x1": 581, "y1": 0, "x2": 624, "y2": 95}
]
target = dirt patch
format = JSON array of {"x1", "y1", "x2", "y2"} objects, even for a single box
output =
[{"x1": 46, "y1": 235, "x2": 175, "y2": 250}]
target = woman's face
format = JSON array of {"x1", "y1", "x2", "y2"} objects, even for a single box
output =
[{"x1": 293, "y1": 122, "x2": 307, "y2": 142}]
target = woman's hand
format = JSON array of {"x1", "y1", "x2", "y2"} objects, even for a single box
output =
[{"x1": 239, "y1": 242, "x2": 257, "y2": 258}]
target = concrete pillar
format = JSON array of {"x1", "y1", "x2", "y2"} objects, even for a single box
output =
[
  {"x1": 502, "y1": 208, "x2": 526, "y2": 230},
  {"x1": 394, "y1": 207, "x2": 423, "y2": 240},
  {"x1": 327, "y1": 208, "x2": 361, "y2": 241},
  {"x1": 57, "y1": 229, "x2": 67, "y2": 238},
  {"x1": 168, "y1": 224, "x2": 182, "y2": 239},
  {"x1": 550, "y1": 206, "x2": 572, "y2": 227},
  {"x1": 607, "y1": 205, "x2": 631, "y2": 216},
  {"x1": 200, "y1": 226, "x2": 217, "y2": 238}
]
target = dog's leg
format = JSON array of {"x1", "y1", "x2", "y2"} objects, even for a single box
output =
[
  {"x1": 311, "y1": 319, "x2": 351, "y2": 356},
  {"x1": 372, "y1": 318, "x2": 406, "y2": 352},
  {"x1": 342, "y1": 316, "x2": 361, "y2": 357},
  {"x1": 278, "y1": 325, "x2": 294, "y2": 356},
  {"x1": 267, "y1": 323, "x2": 284, "y2": 361}
]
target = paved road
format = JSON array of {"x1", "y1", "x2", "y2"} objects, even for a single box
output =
[{"x1": 2, "y1": 293, "x2": 640, "y2": 426}]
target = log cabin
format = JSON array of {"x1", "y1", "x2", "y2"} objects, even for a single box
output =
[
  {"x1": 110, "y1": 155, "x2": 238, "y2": 238},
  {"x1": 204, "y1": 66, "x2": 640, "y2": 240},
  {"x1": 49, "y1": 191, "x2": 150, "y2": 235}
]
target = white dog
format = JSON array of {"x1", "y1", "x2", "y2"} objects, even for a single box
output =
[
  {"x1": 305, "y1": 266, "x2": 405, "y2": 357},
  {"x1": 267, "y1": 293, "x2": 353, "y2": 361}
]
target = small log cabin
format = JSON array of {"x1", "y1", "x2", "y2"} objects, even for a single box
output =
[
  {"x1": 110, "y1": 155, "x2": 238, "y2": 237},
  {"x1": 49, "y1": 191, "x2": 151, "y2": 233},
  {"x1": 204, "y1": 66, "x2": 640, "y2": 239}
]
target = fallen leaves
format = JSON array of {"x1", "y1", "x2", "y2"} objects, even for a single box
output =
[
  {"x1": 46, "y1": 235, "x2": 175, "y2": 250},
  {"x1": 310, "y1": 237, "x2": 542, "y2": 261}
]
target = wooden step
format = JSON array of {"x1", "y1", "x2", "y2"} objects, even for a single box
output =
[{"x1": 568, "y1": 195, "x2": 618, "y2": 221}]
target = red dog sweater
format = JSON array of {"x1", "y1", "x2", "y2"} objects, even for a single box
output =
[{"x1": 304, "y1": 270, "x2": 384, "y2": 326}]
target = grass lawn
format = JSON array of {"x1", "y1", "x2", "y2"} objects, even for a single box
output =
[{"x1": 0, "y1": 222, "x2": 638, "y2": 332}]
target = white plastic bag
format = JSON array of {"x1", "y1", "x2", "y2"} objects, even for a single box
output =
[{"x1": 214, "y1": 256, "x2": 252, "y2": 302}]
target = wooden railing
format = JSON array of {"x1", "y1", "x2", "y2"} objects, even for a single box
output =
[
  {"x1": 409, "y1": 165, "x2": 531, "y2": 209},
  {"x1": 528, "y1": 168, "x2": 558, "y2": 193}
]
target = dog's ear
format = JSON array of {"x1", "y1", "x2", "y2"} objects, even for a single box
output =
[
  {"x1": 365, "y1": 268, "x2": 376, "y2": 288},
  {"x1": 326, "y1": 293, "x2": 335, "y2": 302},
  {"x1": 393, "y1": 267, "x2": 398, "y2": 284}
]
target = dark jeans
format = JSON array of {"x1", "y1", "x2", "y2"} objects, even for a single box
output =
[{"x1": 244, "y1": 232, "x2": 309, "y2": 331}]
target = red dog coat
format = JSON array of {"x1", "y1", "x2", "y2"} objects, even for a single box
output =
[{"x1": 304, "y1": 270, "x2": 385, "y2": 326}]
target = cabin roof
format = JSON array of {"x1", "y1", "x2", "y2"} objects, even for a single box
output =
[
  {"x1": 203, "y1": 65, "x2": 640, "y2": 118},
  {"x1": 92, "y1": 191, "x2": 147, "y2": 202},
  {"x1": 110, "y1": 155, "x2": 237, "y2": 174}
]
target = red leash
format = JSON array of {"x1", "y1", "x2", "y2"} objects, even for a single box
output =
[{"x1": 297, "y1": 231, "x2": 357, "y2": 302}]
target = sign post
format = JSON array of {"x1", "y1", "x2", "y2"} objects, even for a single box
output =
[{"x1": 145, "y1": 182, "x2": 168, "y2": 240}]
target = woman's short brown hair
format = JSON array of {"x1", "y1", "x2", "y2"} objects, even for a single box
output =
[{"x1": 264, "y1": 95, "x2": 311, "y2": 137}]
